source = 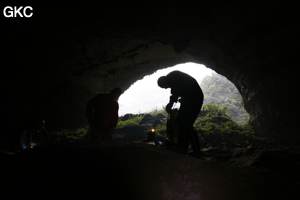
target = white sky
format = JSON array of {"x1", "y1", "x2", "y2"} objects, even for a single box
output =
[{"x1": 118, "y1": 62, "x2": 216, "y2": 116}]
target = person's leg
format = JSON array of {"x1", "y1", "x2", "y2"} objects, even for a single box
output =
[
  {"x1": 89, "y1": 125, "x2": 100, "y2": 144},
  {"x1": 90, "y1": 124, "x2": 109, "y2": 144},
  {"x1": 178, "y1": 100, "x2": 202, "y2": 153},
  {"x1": 177, "y1": 123, "x2": 190, "y2": 153},
  {"x1": 179, "y1": 126, "x2": 200, "y2": 153},
  {"x1": 102, "y1": 130, "x2": 113, "y2": 142},
  {"x1": 177, "y1": 104, "x2": 193, "y2": 153}
]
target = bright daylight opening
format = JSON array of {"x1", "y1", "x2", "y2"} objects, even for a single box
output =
[{"x1": 119, "y1": 62, "x2": 249, "y2": 124}]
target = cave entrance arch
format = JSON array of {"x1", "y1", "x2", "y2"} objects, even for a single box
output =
[{"x1": 118, "y1": 62, "x2": 249, "y2": 124}]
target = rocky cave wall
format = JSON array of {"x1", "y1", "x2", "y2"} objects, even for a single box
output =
[{"x1": 1, "y1": 1, "x2": 299, "y2": 147}]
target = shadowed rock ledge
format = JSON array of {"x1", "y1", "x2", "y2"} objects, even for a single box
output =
[{"x1": 1, "y1": 144, "x2": 299, "y2": 200}]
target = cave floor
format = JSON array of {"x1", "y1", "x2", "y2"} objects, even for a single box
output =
[{"x1": 1, "y1": 143, "x2": 299, "y2": 200}]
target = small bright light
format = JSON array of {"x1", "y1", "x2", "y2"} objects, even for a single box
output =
[{"x1": 118, "y1": 62, "x2": 215, "y2": 116}]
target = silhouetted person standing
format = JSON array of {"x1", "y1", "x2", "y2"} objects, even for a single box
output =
[
  {"x1": 19, "y1": 118, "x2": 49, "y2": 151},
  {"x1": 85, "y1": 87, "x2": 123, "y2": 144},
  {"x1": 158, "y1": 70, "x2": 203, "y2": 154}
]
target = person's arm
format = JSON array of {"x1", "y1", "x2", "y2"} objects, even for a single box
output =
[
  {"x1": 166, "y1": 95, "x2": 177, "y2": 113},
  {"x1": 108, "y1": 102, "x2": 119, "y2": 132}
]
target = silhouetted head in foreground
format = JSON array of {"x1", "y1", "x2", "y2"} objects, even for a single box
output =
[
  {"x1": 111, "y1": 87, "x2": 123, "y2": 100},
  {"x1": 157, "y1": 76, "x2": 170, "y2": 89}
]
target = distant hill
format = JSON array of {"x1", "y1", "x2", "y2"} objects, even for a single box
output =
[{"x1": 200, "y1": 73, "x2": 249, "y2": 124}]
